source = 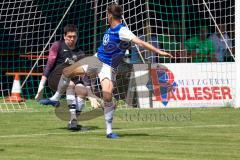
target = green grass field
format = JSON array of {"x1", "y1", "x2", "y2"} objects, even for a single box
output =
[{"x1": 0, "y1": 100, "x2": 240, "y2": 160}]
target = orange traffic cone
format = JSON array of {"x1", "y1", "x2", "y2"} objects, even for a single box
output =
[{"x1": 6, "y1": 74, "x2": 25, "y2": 102}]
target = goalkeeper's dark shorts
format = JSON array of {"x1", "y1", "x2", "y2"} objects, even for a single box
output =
[{"x1": 48, "y1": 63, "x2": 82, "y2": 92}]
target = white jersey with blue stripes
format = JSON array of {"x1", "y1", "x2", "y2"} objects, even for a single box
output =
[{"x1": 97, "y1": 23, "x2": 136, "y2": 68}]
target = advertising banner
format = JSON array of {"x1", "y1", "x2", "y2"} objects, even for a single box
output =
[{"x1": 136, "y1": 63, "x2": 236, "y2": 108}]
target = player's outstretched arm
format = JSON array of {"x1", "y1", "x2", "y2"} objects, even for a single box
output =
[
  {"x1": 35, "y1": 42, "x2": 59, "y2": 101},
  {"x1": 35, "y1": 75, "x2": 47, "y2": 101},
  {"x1": 132, "y1": 37, "x2": 173, "y2": 58}
]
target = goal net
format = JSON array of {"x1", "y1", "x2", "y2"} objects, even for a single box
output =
[{"x1": 0, "y1": 0, "x2": 236, "y2": 108}]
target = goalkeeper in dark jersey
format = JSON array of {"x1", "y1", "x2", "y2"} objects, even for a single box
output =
[{"x1": 35, "y1": 24, "x2": 100, "y2": 130}]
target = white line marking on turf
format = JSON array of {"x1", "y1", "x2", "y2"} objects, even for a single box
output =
[{"x1": 0, "y1": 124, "x2": 239, "y2": 138}]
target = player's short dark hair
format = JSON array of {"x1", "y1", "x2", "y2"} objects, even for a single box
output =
[
  {"x1": 107, "y1": 4, "x2": 123, "y2": 20},
  {"x1": 64, "y1": 24, "x2": 78, "y2": 35}
]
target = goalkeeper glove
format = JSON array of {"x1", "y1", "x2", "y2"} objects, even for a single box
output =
[
  {"x1": 88, "y1": 96, "x2": 102, "y2": 109},
  {"x1": 86, "y1": 86, "x2": 102, "y2": 109},
  {"x1": 35, "y1": 76, "x2": 47, "y2": 101}
]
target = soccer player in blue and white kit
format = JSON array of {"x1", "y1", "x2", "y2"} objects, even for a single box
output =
[{"x1": 43, "y1": 4, "x2": 172, "y2": 138}]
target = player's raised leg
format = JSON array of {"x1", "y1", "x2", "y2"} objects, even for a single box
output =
[{"x1": 49, "y1": 60, "x2": 86, "y2": 102}]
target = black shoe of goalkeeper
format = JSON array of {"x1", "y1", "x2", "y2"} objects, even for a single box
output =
[
  {"x1": 67, "y1": 119, "x2": 81, "y2": 131},
  {"x1": 39, "y1": 99, "x2": 60, "y2": 107}
]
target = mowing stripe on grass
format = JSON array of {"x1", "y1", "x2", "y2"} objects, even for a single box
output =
[{"x1": 0, "y1": 124, "x2": 239, "y2": 138}]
